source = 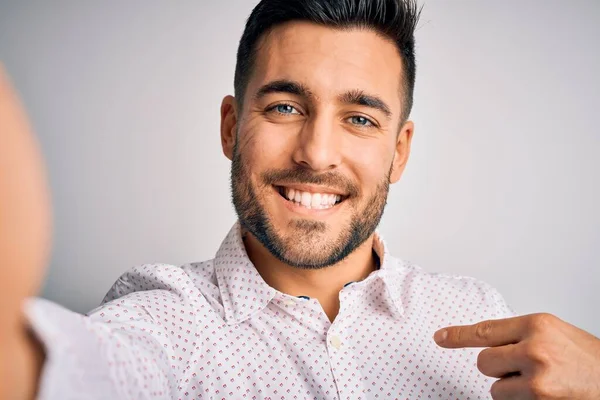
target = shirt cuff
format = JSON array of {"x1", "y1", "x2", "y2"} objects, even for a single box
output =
[{"x1": 23, "y1": 298, "x2": 121, "y2": 400}]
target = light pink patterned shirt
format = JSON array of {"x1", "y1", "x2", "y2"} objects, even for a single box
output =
[{"x1": 26, "y1": 222, "x2": 513, "y2": 399}]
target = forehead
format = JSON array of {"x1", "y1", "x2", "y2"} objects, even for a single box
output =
[{"x1": 249, "y1": 21, "x2": 403, "y2": 109}]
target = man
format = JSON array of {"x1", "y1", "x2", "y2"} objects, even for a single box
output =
[{"x1": 1, "y1": 0, "x2": 599, "y2": 399}]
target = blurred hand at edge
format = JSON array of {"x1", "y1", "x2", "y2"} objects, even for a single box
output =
[{"x1": 0, "y1": 63, "x2": 51, "y2": 400}]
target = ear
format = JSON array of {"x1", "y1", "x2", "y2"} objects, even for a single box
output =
[
  {"x1": 389, "y1": 120, "x2": 414, "y2": 184},
  {"x1": 220, "y1": 95, "x2": 238, "y2": 161}
]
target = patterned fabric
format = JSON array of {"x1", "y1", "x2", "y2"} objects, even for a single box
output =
[{"x1": 26, "y1": 222, "x2": 513, "y2": 399}]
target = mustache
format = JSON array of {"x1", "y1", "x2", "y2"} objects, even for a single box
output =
[{"x1": 261, "y1": 167, "x2": 360, "y2": 197}]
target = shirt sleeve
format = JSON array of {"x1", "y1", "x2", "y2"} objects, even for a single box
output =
[
  {"x1": 478, "y1": 280, "x2": 517, "y2": 319},
  {"x1": 24, "y1": 263, "x2": 200, "y2": 400}
]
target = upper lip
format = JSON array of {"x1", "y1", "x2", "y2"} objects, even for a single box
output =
[{"x1": 275, "y1": 183, "x2": 347, "y2": 197}]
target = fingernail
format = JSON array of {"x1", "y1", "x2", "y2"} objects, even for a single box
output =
[{"x1": 433, "y1": 329, "x2": 447, "y2": 343}]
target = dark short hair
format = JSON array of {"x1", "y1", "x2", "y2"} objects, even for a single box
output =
[{"x1": 234, "y1": 0, "x2": 421, "y2": 122}]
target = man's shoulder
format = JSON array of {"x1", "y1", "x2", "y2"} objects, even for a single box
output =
[
  {"x1": 101, "y1": 259, "x2": 217, "y2": 305},
  {"x1": 386, "y1": 255, "x2": 515, "y2": 319}
]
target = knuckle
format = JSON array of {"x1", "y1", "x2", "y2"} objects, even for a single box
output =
[
  {"x1": 529, "y1": 313, "x2": 556, "y2": 333},
  {"x1": 451, "y1": 327, "x2": 465, "y2": 345},
  {"x1": 475, "y1": 320, "x2": 494, "y2": 341},
  {"x1": 522, "y1": 340, "x2": 551, "y2": 366},
  {"x1": 521, "y1": 340, "x2": 536, "y2": 358},
  {"x1": 528, "y1": 376, "x2": 544, "y2": 396},
  {"x1": 527, "y1": 375, "x2": 553, "y2": 398}
]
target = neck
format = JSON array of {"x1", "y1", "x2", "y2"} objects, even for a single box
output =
[{"x1": 243, "y1": 230, "x2": 379, "y2": 323}]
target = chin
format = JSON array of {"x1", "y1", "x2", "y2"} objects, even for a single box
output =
[{"x1": 272, "y1": 223, "x2": 348, "y2": 268}]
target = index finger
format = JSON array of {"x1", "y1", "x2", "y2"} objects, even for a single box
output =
[{"x1": 434, "y1": 316, "x2": 528, "y2": 349}]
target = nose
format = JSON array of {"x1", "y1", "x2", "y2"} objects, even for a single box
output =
[{"x1": 292, "y1": 114, "x2": 342, "y2": 172}]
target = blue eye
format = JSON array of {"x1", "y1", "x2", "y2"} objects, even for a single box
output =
[
  {"x1": 350, "y1": 116, "x2": 373, "y2": 126},
  {"x1": 273, "y1": 104, "x2": 299, "y2": 114}
]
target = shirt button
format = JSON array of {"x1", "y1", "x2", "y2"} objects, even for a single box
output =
[
  {"x1": 284, "y1": 299, "x2": 295, "y2": 307},
  {"x1": 329, "y1": 335, "x2": 342, "y2": 350}
]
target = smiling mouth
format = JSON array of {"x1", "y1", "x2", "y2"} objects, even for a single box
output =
[{"x1": 276, "y1": 185, "x2": 346, "y2": 210}]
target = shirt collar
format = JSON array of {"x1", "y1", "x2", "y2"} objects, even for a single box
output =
[
  {"x1": 214, "y1": 222, "x2": 405, "y2": 325},
  {"x1": 214, "y1": 222, "x2": 277, "y2": 325},
  {"x1": 371, "y1": 230, "x2": 406, "y2": 319}
]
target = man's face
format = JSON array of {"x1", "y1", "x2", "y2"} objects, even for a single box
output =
[{"x1": 224, "y1": 22, "x2": 412, "y2": 268}]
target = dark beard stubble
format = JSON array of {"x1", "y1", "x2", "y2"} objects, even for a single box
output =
[{"x1": 230, "y1": 141, "x2": 391, "y2": 269}]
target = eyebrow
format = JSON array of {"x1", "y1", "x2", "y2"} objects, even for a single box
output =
[
  {"x1": 339, "y1": 89, "x2": 392, "y2": 119},
  {"x1": 254, "y1": 79, "x2": 392, "y2": 119},
  {"x1": 254, "y1": 80, "x2": 314, "y2": 100}
]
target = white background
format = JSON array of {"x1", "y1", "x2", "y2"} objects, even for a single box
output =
[{"x1": 1, "y1": 1, "x2": 598, "y2": 335}]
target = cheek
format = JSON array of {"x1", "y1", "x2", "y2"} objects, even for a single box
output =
[
  {"x1": 238, "y1": 120, "x2": 296, "y2": 175},
  {"x1": 344, "y1": 140, "x2": 392, "y2": 188}
]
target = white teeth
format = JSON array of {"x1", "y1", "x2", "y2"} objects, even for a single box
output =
[
  {"x1": 287, "y1": 188, "x2": 296, "y2": 201},
  {"x1": 300, "y1": 192, "x2": 312, "y2": 208},
  {"x1": 283, "y1": 187, "x2": 343, "y2": 210},
  {"x1": 311, "y1": 193, "x2": 321, "y2": 208}
]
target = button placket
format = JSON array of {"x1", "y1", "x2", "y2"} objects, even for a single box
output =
[
  {"x1": 329, "y1": 334, "x2": 342, "y2": 350},
  {"x1": 326, "y1": 320, "x2": 349, "y2": 399}
]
